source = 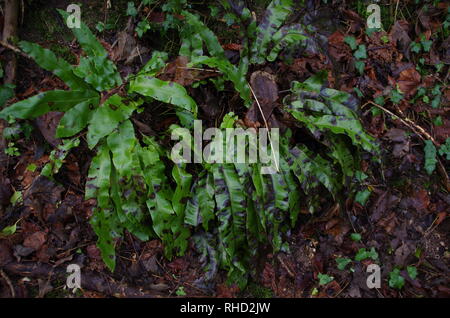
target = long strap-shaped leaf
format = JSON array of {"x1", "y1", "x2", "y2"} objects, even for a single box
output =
[
  {"x1": 86, "y1": 143, "x2": 120, "y2": 271},
  {"x1": 86, "y1": 94, "x2": 136, "y2": 149},
  {"x1": 56, "y1": 97, "x2": 99, "y2": 138},
  {"x1": 184, "y1": 172, "x2": 215, "y2": 231},
  {"x1": 58, "y1": 9, "x2": 108, "y2": 58},
  {"x1": 250, "y1": 0, "x2": 293, "y2": 64},
  {"x1": 19, "y1": 41, "x2": 89, "y2": 90},
  {"x1": 212, "y1": 164, "x2": 248, "y2": 283},
  {"x1": 58, "y1": 9, "x2": 122, "y2": 91},
  {"x1": 0, "y1": 90, "x2": 98, "y2": 120},
  {"x1": 181, "y1": 12, "x2": 252, "y2": 106},
  {"x1": 129, "y1": 75, "x2": 198, "y2": 127},
  {"x1": 267, "y1": 25, "x2": 308, "y2": 62}
]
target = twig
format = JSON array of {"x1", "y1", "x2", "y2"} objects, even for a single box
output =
[
  {"x1": 364, "y1": 101, "x2": 450, "y2": 191},
  {"x1": 394, "y1": 0, "x2": 400, "y2": 23},
  {"x1": 249, "y1": 84, "x2": 280, "y2": 173},
  {"x1": 332, "y1": 280, "x2": 349, "y2": 298},
  {"x1": 176, "y1": 67, "x2": 220, "y2": 73},
  {"x1": 0, "y1": 40, "x2": 30, "y2": 59},
  {"x1": 277, "y1": 254, "x2": 295, "y2": 278},
  {"x1": 0, "y1": 269, "x2": 15, "y2": 298},
  {"x1": 363, "y1": 101, "x2": 438, "y2": 146}
]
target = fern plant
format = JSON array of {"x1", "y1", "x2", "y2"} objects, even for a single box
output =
[
  {"x1": 0, "y1": 3, "x2": 378, "y2": 289},
  {"x1": 127, "y1": 1, "x2": 378, "y2": 286},
  {"x1": 0, "y1": 9, "x2": 197, "y2": 270}
]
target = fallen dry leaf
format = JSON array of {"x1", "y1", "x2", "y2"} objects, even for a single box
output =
[
  {"x1": 23, "y1": 231, "x2": 47, "y2": 251},
  {"x1": 397, "y1": 67, "x2": 421, "y2": 97}
]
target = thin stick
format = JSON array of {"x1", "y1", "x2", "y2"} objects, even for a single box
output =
[
  {"x1": 0, "y1": 40, "x2": 30, "y2": 59},
  {"x1": 365, "y1": 100, "x2": 450, "y2": 191},
  {"x1": 394, "y1": 0, "x2": 400, "y2": 23},
  {"x1": 0, "y1": 269, "x2": 15, "y2": 298},
  {"x1": 176, "y1": 67, "x2": 220, "y2": 73},
  {"x1": 363, "y1": 101, "x2": 438, "y2": 146},
  {"x1": 249, "y1": 84, "x2": 280, "y2": 173}
]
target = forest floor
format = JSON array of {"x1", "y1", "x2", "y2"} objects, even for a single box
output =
[{"x1": 0, "y1": 0, "x2": 449, "y2": 298}]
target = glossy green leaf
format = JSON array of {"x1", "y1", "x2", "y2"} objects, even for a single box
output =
[
  {"x1": 56, "y1": 97, "x2": 99, "y2": 138},
  {"x1": 86, "y1": 94, "x2": 135, "y2": 149},
  {"x1": 0, "y1": 90, "x2": 97, "y2": 120},
  {"x1": 130, "y1": 76, "x2": 198, "y2": 126},
  {"x1": 250, "y1": 0, "x2": 293, "y2": 64},
  {"x1": 267, "y1": 25, "x2": 308, "y2": 62},
  {"x1": 19, "y1": 41, "x2": 88, "y2": 90}
]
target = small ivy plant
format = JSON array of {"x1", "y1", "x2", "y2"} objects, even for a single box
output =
[{"x1": 344, "y1": 36, "x2": 367, "y2": 75}]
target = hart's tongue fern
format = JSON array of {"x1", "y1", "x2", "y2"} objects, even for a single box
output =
[{"x1": 0, "y1": 2, "x2": 378, "y2": 288}]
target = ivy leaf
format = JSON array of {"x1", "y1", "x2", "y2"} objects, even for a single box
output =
[
  {"x1": 431, "y1": 95, "x2": 441, "y2": 108},
  {"x1": 355, "y1": 189, "x2": 371, "y2": 206},
  {"x1": 136, "y1": 20, "x2": 151, "y2": 38},
  {"x1": 438, "y1": 138, "x2": 450, "y2": 160},
  {"x1": 126, "y1": 2, "x2": 138, "y2": 17},
  {"x1": 354, "y1": 45, "x2": 367, "y2": 60},
  {"x1": 389, "y1": 268, "x2": 405, "y2": 289},
  {"x1": 355, "y1": 60, "x2": 365, "y2": 74},
  {"x1": 355, "y1": 247, "x2": 378, "y2": 261},
  {"x1": 374, "y1": 96, "x2": 385, "y2": 106},
  {"x1": 420, "y1": 35, "x2": 432, "y2": 52},
  {"x1": 410, "y1": 41, "x2": 421, "y2": 53},
  {"x1": 390, "y1": 89, "x2": 404, "y2": 104},
  {"x1": 344, "y1": 36, "x2": 358, "y2": 50},
  {"x1": 424, "y1": 140, "x2": 437, "y2": 175},
  {"x1": 336, "y1": 257, "x2": 352, "y2": 270},
  {"x1": 350, "y1": 233, "x2": 362, "y2": 242},
  {"x1": 407, "y1": 266, "x2": 418, "y2": 280},
  {"x1": 318, "y1": 273, "x2": 334, "y2": 285}
]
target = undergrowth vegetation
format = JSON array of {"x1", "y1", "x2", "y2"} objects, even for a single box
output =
[{"x1": 0, "y1": 1, "x2": 379, "y2": 287}]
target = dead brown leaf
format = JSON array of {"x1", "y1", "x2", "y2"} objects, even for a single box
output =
[
  {"x1": 35, "y1": 112, "x2": 64, "y2": 147},
  {"x1": 245, "y1": 71, "x2": 278, "y2": 127},
  {"x1": 389, "y1": 21, "x2": 412, "y2": 58},
  {"x1": 158, "y1": 56, "x2": 219, "y2": 86},
  {"x1": 23, "y1": 231, "x2": 47, "y2": 251},
  {"x1": 397, "y1": 67, "x2": 421, "y2": 97}
]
